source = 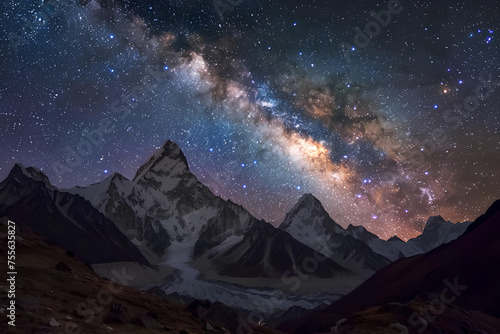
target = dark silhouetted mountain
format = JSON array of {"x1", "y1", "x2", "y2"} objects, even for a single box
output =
[
  {"x1": 69, "y1": 140, "x2": 248, "y2": 257},
  {"x1": 0, "y1": 164, "x2": 150, "y2": 266},
  {"x1": 194, "y1": 199, "x2": 260, "y2": 258},
  {"x1": 278, "y1": 200, "x2": 500, "y2": 333},
  {"x1": 387, "y1": 235, "x2": 404, "y2": 242},
  {"x1": 214, "y1": 220, "x2": 355, "y2": 279}
]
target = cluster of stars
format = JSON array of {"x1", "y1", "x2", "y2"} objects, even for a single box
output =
[{"x1": 0, "y1": 0, "x2": 498, "y2": 240}]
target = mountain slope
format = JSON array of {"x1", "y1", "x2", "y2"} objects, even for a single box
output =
[
  {"x1": 0, "y1": 217, "x2": 280, "y2": 334},
  {"x1": 69, "y1": 172, "x2": 173, "y2": 256},
  {"x1": 194, "y1": 199, "x2": 260, "y2": 258},
  {"x1": 280, "y1": 194, "x2": 473, "y2": 267},
  {"x1": 351, "y1": 224, "x2": 422, "y2": 261},
  {"x1": 69, "y1": 140, "x2": 246, "y2": 258},
  {"x1": 216, "y1": 220, "x2": 355, "y2": 279},
  {"x1": 279, "y1": 200, "x2": 500, "y2": 333},
  {"x1": 406, "y1": 215, "x2": 472, "y2": 252},
  {"x1": 0, "y1": 164, "x2": 150, "y2": 266},
  {"x1": 279, "y1": 194, "x2": 391, "y2": 278},
  {"x1": 65, "y1": 140, "x2": 362, "y2": 310}
]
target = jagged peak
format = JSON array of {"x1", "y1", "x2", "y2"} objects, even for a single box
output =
[
  {"x1": 281, "y1": 193, "x2": 326, "y2": 222},
  {"x1": 346, "y1": 224, "x2": 370, "y2": 234},
  {"x1": 297, "y1": 193, "x2": 321, "y2": 204},
  {"x1": 224, "y1": 199, "x2": 247, "y2": 211},
  {"x1": 347, "y1": 223, "x2": 363, "y2": 231},
  {"x1": 388, "y1": 235, "x2": 404, "y2": 243},
  {"x1": 73, "y1": 171, "x2": 128, "y2": 189},
  {"x1": 109, "y1": 172, "x2": 127, "y2": 181},
  {"x1": 423, "y1": 215, "x2": 448, "y2": 229},
  {"x1": 286, "y1": 193, "x2": 326, "y2": 215},
  {"x1": 133, "y1": 140, "x2": 190, "y2": 182},
  {"x1": 280, "y1": 192, "x2": 345, "y2": 234},
  {"x1": 248, "y1": 219, "x2": 278, "y2": 235},
  {"x1": 6, "y1": 163, "x2": 53, "y2": 188},
  {"x1": 346, "y1": 223, "x2": 378, "y2": 241}
]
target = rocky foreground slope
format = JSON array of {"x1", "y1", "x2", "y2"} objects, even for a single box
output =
[{"x1": 0, "y1": 216, "x2": 280, "y2": 334}]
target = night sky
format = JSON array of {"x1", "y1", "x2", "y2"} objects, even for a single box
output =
[{"x1": 1, "y1": 0, "x2": 499, "y2": 239}]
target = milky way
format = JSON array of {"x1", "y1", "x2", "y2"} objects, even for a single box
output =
[{"x1": 1, "y1": 0, "x2": 499, "y2": 239}]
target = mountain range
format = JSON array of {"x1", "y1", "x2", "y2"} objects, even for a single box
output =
[
  {"x1": 0, "y1": 164, "x2": 149, "y2": 266},
  {"x1": 0, "y1": 139, "x2": 485, "y2": 333},
  {"x1": 278, "y1": 192, "x2": 471, "y2": 278},
  {"x1": 278, "y1": 199, "x2": 500, "y2": 333}
]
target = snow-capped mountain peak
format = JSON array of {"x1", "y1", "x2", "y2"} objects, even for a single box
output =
[
  {"x1": 279, "y1": 194, "x2": 340, "y2": 259},
  {"x1": 280, "y1": 193, "x2": 344, "y2": 235},
  {"x1": 133, "y1": 140, "x2": 190, "y2": 185},
  {"x1": 68, "y1": 140, "x2": 254, "y2": 257},
  {"x1": 9, "y1": 163, "x2": 53, "y2": 189},
  {"x1": 297, "y1": 193, "x2": 320, "y2": 205}
]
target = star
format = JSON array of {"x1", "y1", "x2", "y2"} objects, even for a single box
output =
[{"x1": 0, "y1": 0, "x2": 496, "y2": 240}]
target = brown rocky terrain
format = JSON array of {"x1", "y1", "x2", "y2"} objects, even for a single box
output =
[{"x1": 0, "y1": 218, "x2": 280, "y2": 334}]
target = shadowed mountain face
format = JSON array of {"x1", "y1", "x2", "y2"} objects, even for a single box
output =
[
  {"x1": 68, "y1": 140, "x2": 360, "y2": 283},
  {"x1": 278, "y1": 200, "x2": 500, "y2": 333},
  {"x1": 0, "y1": 164, "x2": 150, "y2": 266},
  {"x1": 193, "y1": 200, "x2": 261, "y2": 258},
  {"x1": 279, "y1": 193, "x2": 474, "y2": 280},
  {"x1": 279, "y1": 194, "x2": 392, "y2": 278},
  {"x1": 67, "y1": 141, "x2": 220, "y2": 255},
  {"x1": 0, "y1": 217, "x2": 280, "y2": 334},
  {"x1": 69, "y1": 140, "x2": 249, "y2": 257},
  {"x1": 0, "y1": 139, "x2": 486, "y2": 322},
  {"x1": 328, "y1": 233, "x2": 391, "y2": 274},
  {"x1": 215, "y1": 220, "x2": 355, "y2": 279},
  {"x1": 103, "y1": 172, "x2": 173, "y2": 254},
  {"x1": 406, "y1": 215, "x2": 472, "y2": 252}
]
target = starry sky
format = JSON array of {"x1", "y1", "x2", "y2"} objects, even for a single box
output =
[{"x1": 1, "y1": 0, "x2": 499, "y2": 239}]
